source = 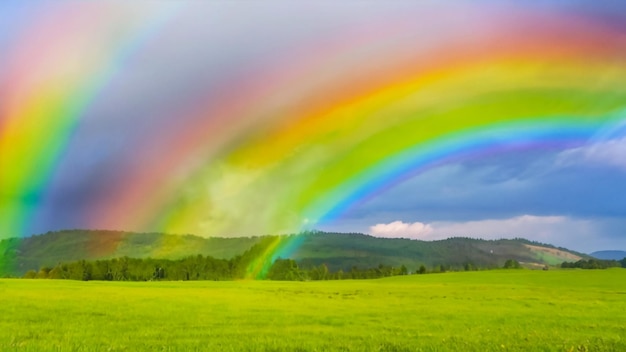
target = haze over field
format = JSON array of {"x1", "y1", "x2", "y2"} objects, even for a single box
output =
[{"x1": 1, "y1": 1, "x2": 626, "y2": 253}]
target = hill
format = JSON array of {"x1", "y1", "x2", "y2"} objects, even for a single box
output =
[
  {"x1": 0, "y1": 230, "x2": 588, "y2": 276},
  {"x1": 590, "y1": 250, "x2": 626, "y2": 260},
  {"x1": 289, "y1": 232, "x2": 587, "y2": 271},
  {"x1": 0, "y1": 230, "x2": 261, "y2": 276}
]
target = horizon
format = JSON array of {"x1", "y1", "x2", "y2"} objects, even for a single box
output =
[
  {"x1": 7, "y1": 228, "x2": 622, "y2": 255},
  {"x1": 1, "y1": 1, "x2": 626, "y2": 254}
]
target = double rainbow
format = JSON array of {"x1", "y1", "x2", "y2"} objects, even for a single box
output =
[
  {"x1": 141, "y1": 5, "x2": 626, "y2": 238},
  {"x1": 1, "y1": 2, "x2": 626, "y2": 274}
]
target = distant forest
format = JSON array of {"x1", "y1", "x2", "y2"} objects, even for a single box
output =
[
  {"x1": 561, "y1": 258, "x2": 626, "y2": 270},
  {"x1": 3, "y1": 229, "x2": 602, "y2": 278},
  {"x1": 18, "y1": 236, "x2": 428, "y2": 281},
  {"x1": 18, "y1": 236, "x2": 626, "y2": 282}
]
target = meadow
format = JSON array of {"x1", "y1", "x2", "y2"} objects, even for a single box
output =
[{"x1": 1, "y1": 269, "x2": 625, "y2": 351}]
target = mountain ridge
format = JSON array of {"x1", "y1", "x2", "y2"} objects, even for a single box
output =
[
  {"x1": 590, "y1": 250, "x2": 626, "y2": 260},
  {"x1": 0, "y1": 229, "x2": 588, "y2": 276}
]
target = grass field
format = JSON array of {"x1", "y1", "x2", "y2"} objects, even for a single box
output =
[{"x1": 1, "y1": 269, "x2": 625, "y2": 351}]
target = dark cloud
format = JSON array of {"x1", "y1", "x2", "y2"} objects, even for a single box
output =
[
  {"x1": 349, "y1": 146, "x2": 626, "y2": 221},
  {"x1": 332, "y1": 145, "x2": 626, "y2": 251}
]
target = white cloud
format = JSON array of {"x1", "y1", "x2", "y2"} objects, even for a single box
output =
[
  {"x1": 428, "y1": 215, "x2": 577, "y2": 241},
  {"x1": 369, "y1": 220, "x2": 433, "y2": 239},
  {"x1": 558, "y1": 137, "x2": 626, "y2": 170},
  {"x1": 369, "y1": 215, "x2": 600, "y2": 251}
]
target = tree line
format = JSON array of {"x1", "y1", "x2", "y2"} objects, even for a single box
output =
[
  {"x1": 266, "y1": 259, "x2": 411, "y2": 281},
  {"x1": 23, "y1": 255, "x2": 237, "y2": 281},
  {"x1": 16, "y1": 235, "x2": 424, "y2": 281},
  {"x1": 7, "y1": 230, "x2": 592, "y2": 278},
  {"x1": 18, "y1": 234, "x2": 590, "y2": 282},
  {"x1": 22, "y1": 256, "x2": 415, "y2": 281},
  {"x1": 561, "y1": 258, "x2": 626, "y2": 269},
  {"x1": 22, "y1": 255, "x2": 531, "y2": 282}
]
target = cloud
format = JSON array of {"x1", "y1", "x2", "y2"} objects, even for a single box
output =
[
  {"x1": 369, "y1": 220, "x2": 433, "y2": 239},
  {"x1": 367, "y1": 215, "x2": 622, "y2": 252},
  {"x1": 348, "y1": 142, "x2": 626, "y2": 225},
  {"x1": 427, "y1": 215, "x2": 583, "y2": 242},
  {"x1": 558, "y1": 138, "x2": 626, "y2": 170}
]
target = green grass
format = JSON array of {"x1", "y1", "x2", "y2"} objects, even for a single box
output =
[{"x1": 1, "y1": 269, "x2": 625, "y2": 351}]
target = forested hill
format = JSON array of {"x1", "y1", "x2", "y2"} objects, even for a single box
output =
[
  {"x1": 590, "y1": 250, "x2": 626, "y2": 260},
  {"x1": 288, "y1": 232, "x2": 587, "y2": 272},
  {"x1": 1, "y1": 230, "x2": 587, "y2": 276},
  {"x1": 0, "y1": 230, "x2": 261, "y2": 276}
]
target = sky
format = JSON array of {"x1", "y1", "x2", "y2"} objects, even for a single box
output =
[{"x1": 1, "y1": 1, "x2": 626, "y2": 253}]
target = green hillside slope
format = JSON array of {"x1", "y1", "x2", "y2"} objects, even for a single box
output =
[
  {"x1": 0, "y1": 230, "x2": 261, "y2": 276},
  {"x1": 0, "y1": 230, "x2": 588, "y2": 277},
  {"x1": 291, "y1": 232, "x2": 587, "y2": 271}
]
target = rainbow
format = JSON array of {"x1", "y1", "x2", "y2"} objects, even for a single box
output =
[
  {"x1": 244, "y1": 235, "x2": 306, "y2": 280},
  {"x1": 2, "y1": 2, "x2": 626, "y2": 276},
  {"x1": 141, "y1": 6, "x2": 626, "y2": 237},
  {"x1": 0, "y1": 2, "x2": 180, "y2": 238}
]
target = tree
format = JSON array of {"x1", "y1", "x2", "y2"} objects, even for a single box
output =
[
  {"x1": 418, "y1": 265, "x2": 426, "y2": 275},
  {"x1": 503, "y1": 259, "x2": 521, "y2": 269},
  {"x1": 267, "y1": 259, "x2": 303, "y2": 281},
  {"x1": 48, "y1": 267, "x2": 63, "y2": 279},
  {"x1": 310, "y1": 264, "x2": 329, "y2": 280},
  {"x1": 350, "y1": 266, "x2": 360, "y2": 279},
  {"x1": 153, "y1": 266, "x2": 165, "y2": 280},
  {"x1": 36, "y1": 267, "x2": 51, "y2": 279},
  {"x1": 23, "y1": 270, "x2": 37, "y2": 279}
]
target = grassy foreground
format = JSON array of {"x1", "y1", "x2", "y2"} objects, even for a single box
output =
[{"x1": 1, "y1": 270, "x2": 625, "y2": 351}]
